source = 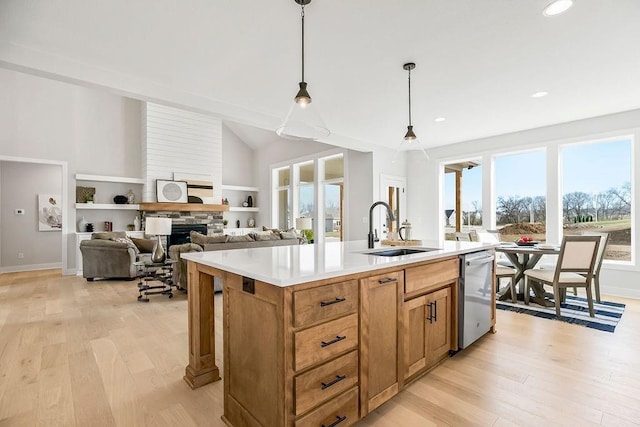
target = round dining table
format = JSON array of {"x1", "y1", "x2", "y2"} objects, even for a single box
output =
[{"x1": 495, "y1": 243, "x2": 561, "y2": 306}]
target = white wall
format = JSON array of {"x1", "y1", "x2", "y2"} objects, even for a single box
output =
[
  {"x1": 1, "y1": 161, "x2": 62, "y2": 272},
  {"x1": 143, "y1": 102, "x2": 222, "y2": 202},
  {"x1": 222, "y1": 124, "x2": 255, "y2": 187},
  {"x1": 0, "y1": 68, "x2": 142, "y2": 272},
  {"x1": 410, "y1": 109, "x2": 640, "y2": 299}
]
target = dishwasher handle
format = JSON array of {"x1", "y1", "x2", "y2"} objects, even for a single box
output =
[{"x1": 465, "y1": 255, "x2": 495, "y2": 266}]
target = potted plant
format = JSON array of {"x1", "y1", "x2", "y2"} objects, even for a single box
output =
[
  {"x1": 222, "y1": 219, "x2": 228, "y2": 228},
  {"x1": 84, "y1": 194, "x2": 94, "y2": 204},
  {"x1": 302, "y1": 229, "x2": 314, "y2": 244}
]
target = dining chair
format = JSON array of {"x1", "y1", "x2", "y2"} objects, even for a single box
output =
[
  {"x1": 496, "y1": 265, "x2": 517, "y2": 303},
  {"x1": 455, "y1": 232, "x2": 472, "y2": 241},
  {"x1": 584, "y1": 232, "x2": 608, "y2": 303},
  {"x1": 537, "y1": 232, "x2": 608, "y2": 302},
  {"x1": 523, "y1": 235, "x2": 600, "y2": 318},
  {"x1": 476, "y1": 229, "x2": 514, "y2": 268}
]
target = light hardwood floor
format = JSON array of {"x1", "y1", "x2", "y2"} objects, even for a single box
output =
[{"x1": 0, "y1": 270, "x2": 638, "y2": 426}]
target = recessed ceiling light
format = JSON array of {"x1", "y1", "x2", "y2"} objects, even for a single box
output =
[
  {"x1": 543, "y1": 0, "x2": 574, "y2": 16},
  {"x1": 434, "y1": 117, "x2": 446, "y2": 122},
  {"x1": 531, "y1": 91, "x2": 549, "y2": 98}
]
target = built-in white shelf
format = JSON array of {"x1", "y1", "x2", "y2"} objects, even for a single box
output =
[
  {"x1": 76, "y1": 203, "x2": 140, "y2": 210},
  {"x1": 228, "y1": 207, "x2": 259, "y2": 212},
  {"x1": 221, "y1": 184, "x2": 259, "y2": 192},
  {"x1": 75, "y1": 174, "x2": 145, "y2": 185}
]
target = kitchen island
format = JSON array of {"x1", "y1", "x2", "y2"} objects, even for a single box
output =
[{"x1": 181, "y1": 240, "x2": 496, "y2": 427}]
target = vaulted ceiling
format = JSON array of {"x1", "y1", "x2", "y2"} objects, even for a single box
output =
[{"x1": 1, "y1": 0, "x2": 639, "y2": 152}]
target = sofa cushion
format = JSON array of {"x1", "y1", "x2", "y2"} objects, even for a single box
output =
[
  {"x1": 190, "y1": 231, "x2": 227, "y2": 246},
  {"x1": 280, "y1": 231, "x2": 299, "y2": 240},
  {"x1": 251, "y1": 232, "x2": 281, "y2": 241},
  {"x1": 227, "y1": 235, "x2": 255, "y2": 243}
]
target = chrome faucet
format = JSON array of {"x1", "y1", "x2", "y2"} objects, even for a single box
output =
[{"x1": 368, "y1": 201, "x2": 395, "y2": 248}]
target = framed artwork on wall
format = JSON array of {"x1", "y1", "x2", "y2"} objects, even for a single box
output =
[
  {"x1": 38, "y1": 194, "x2": 62, "y2": 231},
  {"x1": 156, "y1": 180, "x2": 188, "y2": 203},
  {"x1": 173, "y1": 173, "x2": 214, "y2": 204}
]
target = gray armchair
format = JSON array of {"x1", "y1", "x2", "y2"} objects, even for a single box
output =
[{"x1": 80, "y1": 232, "x2": 154, "y2": 281}]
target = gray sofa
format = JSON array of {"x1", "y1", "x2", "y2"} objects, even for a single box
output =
[
  {"x1": 170, "y1": 230, "x2": 301, "y2": 290},
  {"x1": 79, "y1": 231, "x2": 155, "y2": 281}
]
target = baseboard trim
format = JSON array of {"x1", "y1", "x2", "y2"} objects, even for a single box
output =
[
  {"x1": 0, "y1": 262, "x2": 62, "y2": 274},
  {"x1": 602, "y1": 286, "x2": 640, "y2": 300}
]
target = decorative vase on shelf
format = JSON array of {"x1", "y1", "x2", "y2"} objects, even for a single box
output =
[
  {"x1": 247, "y1": 195, "x2": 253, "y2": 207},
  {"x1": 126, "y1": 189, "x2": 136, "y2": 204},
  {"x1": 133, "y1": 216, "x2": 140, "y2": 231},
  {"x1": 236, "y1": 219, "x2": 240, "y2": 228},
  {"x1": 77, "y1": 216, "x2": 87, "y2": 232}
]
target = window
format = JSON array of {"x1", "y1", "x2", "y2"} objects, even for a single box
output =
[
  {"x1": 273, "y1": 167, "x2": 291, "y2": 230},
  {"x1": 271, "y1": 150, "x2": 347, "y2": 243},
  {"x1": 322, "y1": 155, "x2": 344, "y2": 242},
  {"x1": 494, "y1": 150, "x2": 546, "y2": 242},
  {"x1": 561, "y1": 138, "x2": 632, "y2": 262},
  {"x1": 443, "y1": 161, "x2": 482, "y2": 239}
]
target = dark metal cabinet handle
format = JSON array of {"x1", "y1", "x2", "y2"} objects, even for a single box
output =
[
  {"x1": 320, "y1": 297, "x2": 346, "y2": 307},
  {"x1": 378, "y1": 277, "x2": 398, "y2": 284},
  {"x1": 433, "y1": 300, "x2": 437, "y2": 322},
  {"x1": 427, "y1": 302, "x2": 433, "y2": 323},
  {"x1": 321, "y1": 374, "x2": 346, "y2": 390},
  {"x1": 322, "y1": 415, "x2": 347, "y2": 427},
  {"x1": 321, "y1": 335, "x2": 346, "y2": 348}
]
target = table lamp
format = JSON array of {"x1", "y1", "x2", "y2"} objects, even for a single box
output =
[
  {"x1": 295, "y1": 217, "x2": 313, "y2": 243},
  {"x1": 145, "y1": 217, "x2": 172, "y2": 262}
]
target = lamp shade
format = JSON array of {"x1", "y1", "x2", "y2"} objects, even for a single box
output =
[
  {"x1": 295, "y1": 217, "x2": 312, "y2": 230},
  {"x1": 145, "y1": 217, "x2": 172, "y2": 236}
]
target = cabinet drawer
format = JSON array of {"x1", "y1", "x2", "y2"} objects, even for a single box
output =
[
  {"x1": 294, "y1": 280, "x2": 358, "y2": 327},
  {"x1": 295, "y1": 387, "x2": 359, "y2": 427},
  {"x1": 405, "y1": 257, "x2": 459, "y2": 295},
  {"x1": 294, "y1": 314, "x2": 358, "y2": 371},
  {"x1": 295, "y1": 350, "x2": 358, "y2": 416}
]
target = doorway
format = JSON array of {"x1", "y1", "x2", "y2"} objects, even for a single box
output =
[
  {"x1": 0, "y1": 156, "x2": 68, "y2": 274},
  {"x1": 380, "y1": 174, "x2": 406, "y2": 241}
]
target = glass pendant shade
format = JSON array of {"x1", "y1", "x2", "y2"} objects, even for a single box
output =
[
  {"x1": 277, "y1": 0, "x2": 329, "y2": 141},
  {"x1": 276, "y1": 84, "x2": 329, "y2": 140}
]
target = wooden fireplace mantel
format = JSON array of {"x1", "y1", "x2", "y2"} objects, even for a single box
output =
[{"x1": 138, "y1": 202, "x2": 230, "y2": 212}]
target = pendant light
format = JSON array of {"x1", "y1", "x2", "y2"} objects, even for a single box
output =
[
  {"x1": 276, "y1": 0, "x2": 330, "y2": 141},
  {"x1": 398, "y1": 62, "x2": 428, "y2": 158}
]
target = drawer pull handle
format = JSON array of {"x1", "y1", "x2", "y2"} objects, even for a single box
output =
[
  {"x1": 322, "y1": 415, "x2": 347, "y2": 427},
  {"x1": 321, "y1": 335, "x2": 346, "y2": 348},
  {"x1": 321, "y1": 374, "x2": 346, "y2": 390},
  {"x1": 433, "y1": 300, "x2": 437, "y2": 322},
  {"x1": 320, "y1": 297, "x2": 346, "y2": 307},
  {"x1": 378, "y1": 277, "x2": 397, "y2": 284}
]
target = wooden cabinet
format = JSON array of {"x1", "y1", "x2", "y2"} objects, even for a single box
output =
[
  {"x1": 218, "y1": 257, "x2": 462, "y2": 426},
  {"x1": 403, "y1": 258, "x2": 457, "y2": 382},
  {"x1": 359, "y1": 270, "x2": 403, "y2": 416}
]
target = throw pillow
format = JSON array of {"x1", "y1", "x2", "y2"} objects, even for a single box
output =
[
  {"x1": 113, "y1": 236, "x2": 140, "y2": 254},
  {"x1": 280, "y1": 231, "x2": 298, "y2": 240},
  {"x1": 253, "y1": 233, "x2": 281, "y2": 241},
  {"x1": 190, "y1": 231, "x2": 228, "y2": 246}
]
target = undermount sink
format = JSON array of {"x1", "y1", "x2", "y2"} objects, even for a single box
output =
[{"x1": 363, "y1": 247, "x2": 438, "y2": 257}]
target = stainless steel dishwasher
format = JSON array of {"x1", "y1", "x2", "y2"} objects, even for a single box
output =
[{"x1": 458, "y1": 250, "x2": 494, "y2": 349}]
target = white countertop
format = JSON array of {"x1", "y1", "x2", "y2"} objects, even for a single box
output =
[{"x1": 181, "y1": 239, "x2": 497, "y2": 287}]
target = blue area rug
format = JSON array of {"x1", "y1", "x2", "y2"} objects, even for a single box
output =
[{"x1": 496, "y1": 294, "x2": 625, "y2": 333}]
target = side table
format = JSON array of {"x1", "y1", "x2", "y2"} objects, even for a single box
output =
[{"x1": 134, "y1": 259, "x2": 178, "y2": 302}]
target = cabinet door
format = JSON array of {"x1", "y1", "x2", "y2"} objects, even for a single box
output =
[
  {"x1": 425, "y1": 286, "x2": 452, "y2": 366},
  {"x1": 402, "y1": 294, "x2": 428, "y2": 380},
  {"x1": 360, "y1": 271, "x2": 402, "y2": 415}
]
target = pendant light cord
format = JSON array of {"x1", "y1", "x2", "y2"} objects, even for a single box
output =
[
  {"x1": 301, "y1": 4, "x2": 305, "y2": 83},
  {"x1": 407, "y1": 67, "x2": 412, "y2": 126}
]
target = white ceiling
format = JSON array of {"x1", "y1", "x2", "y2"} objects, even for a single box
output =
[{"x1": 1, "y1": 0, "x2": 639, "y2": 152}]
